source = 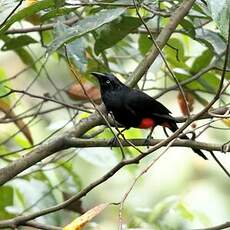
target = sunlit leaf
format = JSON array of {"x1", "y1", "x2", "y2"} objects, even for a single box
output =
[
  {"x1": 197, "y1": 72, "x2": 219, "y2": 93},
  {"x1": 223, "y1": 118, "x2": 230, "y2": 127},
  {"x1": 176, "y1": 202, "x2": 194, "y2": 221},
  {"x1": 0, "y1": 186, "x2": 14, "y2": 220},
  {"x1": 0, "y1": 70, "x2": 33, "y2": 145},
  {"x1": 63, "y1": 203, "x2": 109, "y2": 230}
]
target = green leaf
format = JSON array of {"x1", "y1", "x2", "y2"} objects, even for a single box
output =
[
  {"x1": 174, "y1": 70, "x2": 219, "y2": 93},
  {"x1": 190, "y1": 49, "x2": 213, "y2": 73},
  {"x1": 0, "y1": 0, "x2": 56, "y2": 33},
  {"x1": 61, "y1": 163, "x2": 82, "y2": 191},
  {"x1": 0, "y1": 68, "x2": 10, "y2": 94},
  {"x1": 149, "y1": 196, "x2": 178, "y2": 223},
  {"x1": 174, "y1": 71, "x2": 202, "y2": 90},
  {"x1": 0, "y1": 68, "x2": 11, "y2": 107},
  {"x1": 0, "y1": 186, "x2": 14, "y2": 220},
  {"x1": 1, "y1": 35, "x2": 37, "y2": 50},
  {"x1": 164, "y1": 38, "x2": 189, "y2": 69},
  {"x1": 180, "y1": 19, "x2": 195, "y2": 38},
  {"x1": 15, "y1": 48, "x2": 36, "y2": 70},
  {"x1": 40, "y1": 30, "x2": 53, "y2": 45},
  {"x1": 198, "y1": 72, "x2": 220, "y2": 92},
  {"x1": 207, "y1": 0, "x2": 230, "y2": 40},
  {"x1": 55, "y1": 21, "x2": 87, "y2": 73},
  {"x1": 66, "y1": 38, "x2": 87, "y2": 73},
  {"x1": 195, "y1": 29, "x2": 226, "y2": 55},
  {"x1": 176, "y1": 203, "x2": 194, "y2": 221},
  {"x1": 40, "y1": 7, "x2": 76, "y2": 22},
  {"x1": 138, "y1": 34, "x2": 152, "y2": 55},
  {"x1": 94, "y1": 16, "x2": 142, "y2": 55},
  {"x1": 49, "y1": 7, "x2": 127, "y2": 53}
]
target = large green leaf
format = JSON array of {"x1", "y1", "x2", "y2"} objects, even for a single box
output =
[
  {"x1": 164, "y1": 38, "x2": 189, "y2": 69},
  {"x1": 138, "y1": 34, "x2": 152, "y2": 55},
  {"x1": 94, "y1": 16, "x2": 142, "y2": 55},
  {"x1": 180, "y1": 19, "x2": 195, "y2": 38},
  {"x1": 1, "y1": 35, "x2": 37, "y2": 50},
  {"x1": 0, "y1": 68, "x2": 11, "y2": 98},
  {"x1": 48, "y1": 7, "x2": 127, "y2": 53},
  {"x1": 0, "y1": 0, "x2": 56, "y2": 33},
  {"x1": 0, "y1": 186, "x2": 14, "y2": 220},
  {"x1": 0, "y1": 35, "x2": 36, "y2": 69},
  {"x1": 198, "y1": 72, "x2": 220, "y2": 92},
  {"x1": 207, "y1": 0, "x2": 230, "y2": 40},
  {"x1": 55, "y1": 21, "x2": 87, "y2": 73},
  {"x1": 174, "y1": 71, "x2": 203, "y2": 90},
  {"x1": 15, "y1": 48, "x2": 36, "y2": 70},
  {"x1": 195, "y1": 29, "x2": 226, "y2": 55},
  {"x1": 40, "y1": 7, "x2": 76, "y2": 22},
  {"x1": 176, "y1": 202, "x2": 194, "y2": 221},
  {"x1": 190, "y1": 49, "x2": 213, "y2": 74},
  {"x1": 174, "y1": 70, "x2": 219, "y2": 93}
]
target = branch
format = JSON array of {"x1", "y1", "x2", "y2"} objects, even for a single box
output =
[
  {"x1": 127, "y1": 0, "x2": 196, "y2": 87},
  {"x1": 0, "y1": 105, "x2": 104, "y2": 186},
  {"x1": 5, "y1": 16, "x2": 79, "y2": 34},
  {"x1": 0, "y1": 134, "x2": 228, "y2": 228},
  {"x1": 25, "y1": 221, "x2": 61, "y2": 230},
  {"x1": 0, "y1": 105, "x2": 229, "y2": 186},
  {"x1": 193, "y1": 221, "x2": 230, "y2": 230},
  {"x1": 64, "y1": 137, "x2": 229, "y2": 153}
]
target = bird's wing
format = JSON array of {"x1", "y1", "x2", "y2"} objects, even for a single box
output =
[{"x1": 124, "y1": 89, "x2": 172, "y2": 116}]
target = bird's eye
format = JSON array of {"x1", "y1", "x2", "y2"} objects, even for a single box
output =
[{"x1": 106, "y1": 80, "x2": 110, "y2": 84}]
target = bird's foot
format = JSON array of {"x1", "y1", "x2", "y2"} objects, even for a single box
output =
[
  {"x1": 109, "y1": 136, "x2": 121, "y2": 148},
  {"x1": 144, "y1": 135, "x2": 153, "y2": 149}
]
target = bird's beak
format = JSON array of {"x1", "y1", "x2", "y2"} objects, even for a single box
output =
[{"x1": 91, "y1": 72, "x2": 106, "y2": 79}]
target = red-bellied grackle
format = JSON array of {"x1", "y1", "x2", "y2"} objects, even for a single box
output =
[{"x1": 92, "y1": 72, "x2": 207, "y2": 160}]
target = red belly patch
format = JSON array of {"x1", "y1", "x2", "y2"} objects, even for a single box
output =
[{"x1": 138, "y1": 118, "x2": 156, "y2": 129}]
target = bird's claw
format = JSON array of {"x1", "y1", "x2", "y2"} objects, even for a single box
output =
[
  {"x1": 109, "y1": 136, "x2": 121, "y2": 148},
  {"x1": 144, "y1": 135, "x2": 153, "y2": 148}
]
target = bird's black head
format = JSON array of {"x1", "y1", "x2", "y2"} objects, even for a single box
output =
[{"x1": 91, "y1": 72, "x2": 125, "y2": 92}]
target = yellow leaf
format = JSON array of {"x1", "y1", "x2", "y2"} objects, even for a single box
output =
[
  {"x1": 63, "y1": 203, "x2": 109, "y2": 230},
  {"x1": 26, "y1": 0, "x2": 37, "y2": 6},
  {"x1": 0, "y1": 99, "x2": 33, "y2": 145},
  {"x1": 0, "y1": 99, "x2": 11, "y2": 113},
  {"x1": 223, "y1": 118, "x2": 230, "y2": 127}
]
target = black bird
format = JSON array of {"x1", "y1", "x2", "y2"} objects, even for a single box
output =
[{"x1": 92, "y1": 72, "x2": 207, "y2": 160}]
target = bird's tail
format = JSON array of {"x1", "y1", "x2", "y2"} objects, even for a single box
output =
[
  {"x1": 167, "y1": 121, "x2": 208, "y2": 160},
  {"x1": 166, "y1": 120, "x2": 230, "y2": 177}
]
